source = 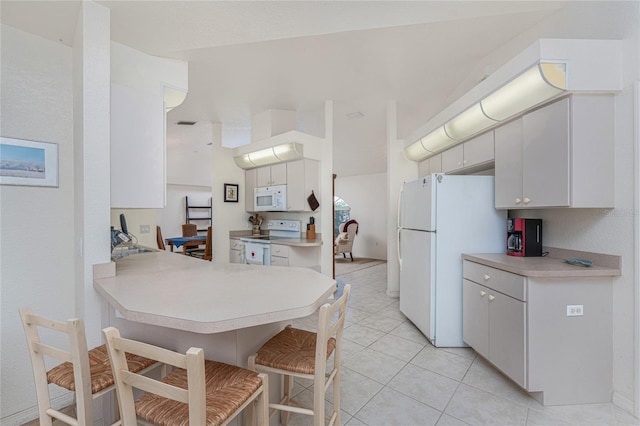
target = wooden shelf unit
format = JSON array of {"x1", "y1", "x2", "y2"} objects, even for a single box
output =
[{"x1": 185, "y1": 196, "x2": 212, "y2": 233}]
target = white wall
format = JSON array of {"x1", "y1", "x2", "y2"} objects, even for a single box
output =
[
  {"x1": 335, "y1": 173, "x2": 387, "y2": 260},
  {"x1": 0, "y1": 24, "x2": 76, "y2": 420}
]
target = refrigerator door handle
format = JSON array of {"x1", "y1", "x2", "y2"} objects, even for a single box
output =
[
  {"x1": 397, "y1": 184, "x2": 403, "y2": 229},
  {"x1": 397, "y1": 228, "x2": 402, "y2": 268}
]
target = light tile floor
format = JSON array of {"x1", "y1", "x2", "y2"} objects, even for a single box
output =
[{"x1": 287, "y1": 262, "x2": 640, "y2": 426}]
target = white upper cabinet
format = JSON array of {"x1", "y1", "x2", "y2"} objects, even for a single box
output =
[
  {"x1": 111, "y1": 84, "x2": 165, "y2": 208},
  {"x1": 256, "y1": 163, "x2": 287, "y2": 186},
  {"x1": 442, "y1": 132, "x2": 494, "y2": 174},
  {"x1": 286, "y1": 159, "x2": 319, "y2": 212},
  {"x1": 495, "y1": 95, "x2": 614, "y2": 209},
  {"x1": 418, "y1": 154, "x2": 442, "y2": 176}
]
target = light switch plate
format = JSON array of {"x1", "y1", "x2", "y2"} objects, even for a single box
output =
[
  {"x1": 566, "y1": 305, "x2": 584, "y2": 316},
  {"x1": 140, "y1": 225, "x2": 151, "y2": 234}
]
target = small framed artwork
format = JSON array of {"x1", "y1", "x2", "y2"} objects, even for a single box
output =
[
  {"x1": 224, "y1": 183, "x2": 239, "y2": 202},
  {"x1": 0, "y1": 137, "x2": 59, "y2": 187}
]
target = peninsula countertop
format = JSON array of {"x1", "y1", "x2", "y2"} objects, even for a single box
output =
[
  {"x1": 462, "y1": 247, "x2": 622, "y2": 278},
  {"x1": 229, "y1": 230, "x2": 323, "y2": 247},
  {"x1": 94, "y1": 250, "x2": 336, "y2": 334}
]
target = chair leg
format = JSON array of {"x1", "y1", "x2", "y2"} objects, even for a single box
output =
[
  {"x1": 350, "y1": 252, "x2": 353, "y2": 261},
  {"x1": 342, "y1": 253, "x2": 346, "y2": 258},
  {"x1": 281, "y1": 374, "x2": 293, "y2": 426}
]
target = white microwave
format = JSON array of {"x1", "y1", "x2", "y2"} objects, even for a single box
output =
[{"x1": 254, "y1": 185, "x2": 287, "y2": 211}]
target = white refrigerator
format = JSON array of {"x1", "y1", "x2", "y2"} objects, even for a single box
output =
[{"x1": 398, "y1": 174, "x2": 505, "y2": 347}]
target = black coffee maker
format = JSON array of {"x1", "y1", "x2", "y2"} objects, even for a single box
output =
[{"x1": 507, "y1": 218, "x2": 542, "y2": 257}]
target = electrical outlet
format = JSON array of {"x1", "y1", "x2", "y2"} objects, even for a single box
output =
[
  {"x1": 566, "y1": 305, "x2": 584, "y2": 316},
  {"x1": 140, "y1": 225, "x2": 151, "y2": 234}
]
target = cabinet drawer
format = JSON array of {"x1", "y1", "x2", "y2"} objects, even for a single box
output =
[
  {"x1": 270, "y1": 256, "x2": 289, "y2": 266},
  {"x1": 271, "y1": 244, "x2": 289, "y2": 257},
  {"x1": 463, "y1": 261, "x2": 526, "y2": 301},
  {"x1": 230, "y1": 239, "x2": 243, "y2": 250}
]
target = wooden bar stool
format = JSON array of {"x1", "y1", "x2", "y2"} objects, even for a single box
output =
[
  {"x1": 19, "y1": 307, "x2": 159, "y2": 426},
  {"x1": 103, "y1": 326, "x2": 269, "y2": 426},
  {"x1": 248, "y1": 284, "x2": 350, "y2": 426}
]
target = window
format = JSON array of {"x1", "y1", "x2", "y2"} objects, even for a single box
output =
[{"x1": 334, "y1": 196, "x2": 351, "y2": 238}]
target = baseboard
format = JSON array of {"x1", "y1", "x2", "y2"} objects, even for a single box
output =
[
  {"x1": 613, "y1": 391, "x2": 636, "y2": 417},
  {"x1": 0, "y1": 394, "x2": 106, "y2": 426},
  {"x1": 1, "y1": 393, "x2": 74, "y2": 426},
  {"x1": 386, "y1": 289, "x2": 399, "y2": 298}
]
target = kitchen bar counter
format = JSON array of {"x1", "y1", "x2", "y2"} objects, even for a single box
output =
[
  {"x1": 462, "y1": 247, "x2": 621, "y2": 278},
  {"x1": 229, "y1": 230, "x2": 323, "y2": 247},
  {"x1": 94, "y1": 250, "x2": 335, "y2": 333}
]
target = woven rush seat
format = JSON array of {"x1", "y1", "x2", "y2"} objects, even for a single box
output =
[
  {"x1": 135, "y1": 360, "x2": 262, "y2": 426},
  {"x1": 46, "y1": 344, "x2": 157, "y2": 393},
  {"x1": 254, "y1": 326, "x2": 336, "y2": 375},
  {"x1": 248, "y1": 285, "x2": 350, "y2": 426}
]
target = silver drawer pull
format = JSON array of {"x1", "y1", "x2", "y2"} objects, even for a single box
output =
[
  {"x1": 480, "y1": 290, "x2": 486, "y2": 297},
  {"x1": 488, "y1": 295, "x2": 495, "y2": 302},
  {"x1": 483, "y1": 274, "x2": 490, "y2": 281}
]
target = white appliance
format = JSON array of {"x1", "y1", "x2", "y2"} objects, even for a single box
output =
[
  {"x1": 240, "y1": 219, "x2": 301, "y2": 265},
  {"x1": 397, "y1": 174, "x2": 505, "y2": 347},
  {"x1": 254, "y1": 185, "x2": 287, "y2": 212}
]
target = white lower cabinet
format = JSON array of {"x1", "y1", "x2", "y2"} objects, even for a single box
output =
[
  {"x1": 229, "y1": 238, "x2": 244, "y2": 264},
  {"x1": 462, "y1": 259, "x2": 613, "y2": 405},
  {"x1": 270, "y1": 244, "x2": 289, "y2": 266},
  {"x1": 463, "y1": 264, "x2": 526, "y2": 388}
]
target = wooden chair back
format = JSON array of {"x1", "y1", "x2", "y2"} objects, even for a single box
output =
[
  {"x1": 156, "y1": 226, "x2": 166, "y2": 250},
  {"x1": 204, "y1": 226, "x2": 213, "y2": 261},
  {"x1": 182, "y1": 223, "x2": 197, "y2": 237},
  {"x1": 103, "y1": 327, "x2": 268, "y2": 425},
  {"x1": 19, "y1": 307, "x2": 94, "y2": 425}
]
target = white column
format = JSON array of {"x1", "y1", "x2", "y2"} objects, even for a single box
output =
[
  {"x1": 320, "y1": 100, "x2": 334, "y2": 276},
  {"x1": 386, "y1": 101, "x2": 418, "y2": 297},
  {"x1": 73, "y1": 1, "x2": 111, "y2": 347}
]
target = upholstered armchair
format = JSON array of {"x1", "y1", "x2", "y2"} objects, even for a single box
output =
[{"x1": 334, "y1": 220, "x2": 358, "y2": 261}]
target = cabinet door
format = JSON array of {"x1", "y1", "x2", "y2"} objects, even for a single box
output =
[
  {"x1": 286, "y1": 160, "x2": 306, "y2": 211},
  {"x1": 494, "y1": 118, "x2": 523, "y2": 209},
  {"x1": 441, "y1": 144, "x2": 464, "y2": 173},
  {"x1": 462, "y1": 280, "x2": 490, "y2": 359},
  {"x1": 256, "y1": 167, "x2": 272, "y2": 186},
  {"x1": 270, "y1": 163, "x2": 287, "y2": 185},
  {"x1": 429, "y1": 155, "x2": 442, "y2": 174},
  {"x1": 522, "y1": 98, "x2": 570, "y2": 207},
  {"x1": 418, "y1": 158, "x2": 430, "y2": 177},
  {"x1": 229, "y1": 249, "x2": 243, "y2": 264},
  {"x1": 464, "y1": 131, "x2": 494, "y2": 168},
  {"x1": 245, "y1": 169, "x2": 257, "y2": 212},
  {"x1": 111, "y1": 83, "x2": 165, "y2": 208},
  {"x1": 489, "y1": 290, "x2": 526, "y2": 388}
]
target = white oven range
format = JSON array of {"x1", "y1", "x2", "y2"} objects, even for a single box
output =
[{"x1": 240, "y1": 219, "x2": 301, "y2": 265}]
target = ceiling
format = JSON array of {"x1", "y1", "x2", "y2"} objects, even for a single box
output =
[{"x1": 1, "y1": 1, "x2": 570, "y2": 177}]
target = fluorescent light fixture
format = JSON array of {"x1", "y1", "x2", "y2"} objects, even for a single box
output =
[
  {"x1": 444, "y1": 103, "x2": 497, "y2": 141},
  {"x1": 481, "y1": 62, "x2": 566, "y2": 121},
  {"x1": 234, "y1": 142, "x2": 304, "y2": 169},
  {"x1": 404, "y1": 61, "x2": 567, "y2": 162}
]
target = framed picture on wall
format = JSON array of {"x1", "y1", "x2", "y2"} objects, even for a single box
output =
[
  {"x1": 224, "y1": 183, "x2": 239, "y2": 202},
  {"x1": 0, "y1": 137, "x2": 59, "y2": 187}
]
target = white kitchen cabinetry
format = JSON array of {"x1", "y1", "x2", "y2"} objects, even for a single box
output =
[
  {"x1": 270, "y1": 244, "x2": 289, "y2": 266},
  {"x1": 286, "y1": 159, "x2": 320, "y2": 211},
  {"x1": 418, "y1": 154, "x2": 443, "y2": 176},
  {"x1": 111, "y1": 83, "x2": 165, "y2": 208},
  {"x1": 462, "y1": 258, "x2": 613, "y2": 405},
  {"x1": 256, "y1": 163, "x2": 287, "y2": 186},
  {"x1": 463, "y1": 262, "x2": 526, "y2": 388},
  {"x1": 245, "y1": 169, "x2": 257, "y2": 212},
  {"x1": 229, "y1": 238, "x2": 244, "y2": 264},
  {"x1": 441, "y1": 132, "x2": 494, "y2": 174},
  {"x1": 495, "y1": 95, "x2": 614, "y2": 209}
]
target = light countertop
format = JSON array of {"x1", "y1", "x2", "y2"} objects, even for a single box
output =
[
  {"x1": 229, "y1": 230, "x2": 322, "y2": 247},
  {"x1": 462, "y1": 247, "x2": 621, "y2": 278},
  {"x1": 94, "y1": 250, "x2": 336, "y2": 334}
]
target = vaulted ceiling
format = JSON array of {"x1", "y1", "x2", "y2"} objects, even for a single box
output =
[{"x1": 1, "y1": 1, "x2": 579, "y2": 176}]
